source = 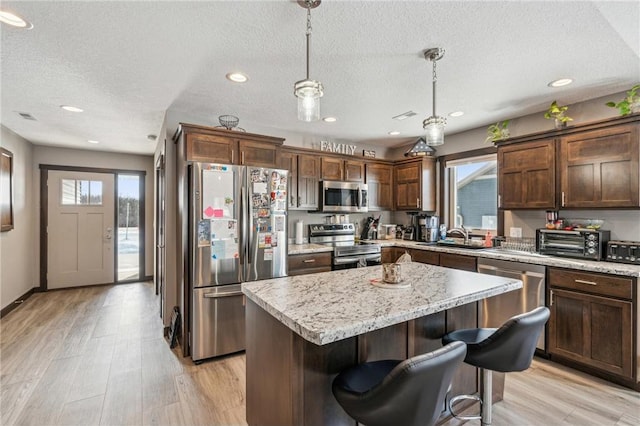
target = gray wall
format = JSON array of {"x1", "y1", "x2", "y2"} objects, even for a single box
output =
[{"x1": 0, "y1": 126, "x2": 35, "y2": 311}]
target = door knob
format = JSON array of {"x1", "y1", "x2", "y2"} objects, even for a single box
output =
[{"x1": 105, "y1": 227, "x2": 113, "y2": 240}]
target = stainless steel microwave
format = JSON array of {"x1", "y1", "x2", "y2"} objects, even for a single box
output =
[{"x1": 320, "y1": 181, "x2": 368, "y2": 213}]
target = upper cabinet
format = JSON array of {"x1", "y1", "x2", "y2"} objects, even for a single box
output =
[
  {"x1": 177, "y1": 123, "x2": 284, "y2": 167},
  {"x1": 279, "y1": 150, "x2": 320, "y2": 210},
  {"x1": 365, "y1": 163, "x2": 393, "y2": 211},
  {"x1": 321, "y1": 158, "x2": 364, "y2": 182},
  {"x1": 497, "y1": 115, "x2": 640, "y2": 210},
  {"x1": 560, "y1": 124, "x2": 639, "y2": 208},
  {"x1": 498, "y1": 138, "x2": 556, "y2": 209},
  {"x1": 394, "y1": 158, "x2": 436, "y2": 211}
]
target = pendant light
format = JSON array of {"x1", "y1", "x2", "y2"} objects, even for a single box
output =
[
  {"x1": 423, "y1": 48, "x2": 446, "y2": 146},
  {"x1": 294, "y1": 0, "x2": 323, "y2": 122}
]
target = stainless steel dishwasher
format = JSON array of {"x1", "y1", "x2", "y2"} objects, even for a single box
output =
[{"x1": 477, "y1": 258, "x2": 546, "y2": 351}]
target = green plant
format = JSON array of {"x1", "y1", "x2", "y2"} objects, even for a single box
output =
[
  {"x1": 605, "y1": 84, "x2": 640, "y2": 116},
  {"x1": 544, "y1": 100, "x2": 573, "y2": 123},
  {"x1": 485, "y1": 120, "x2": 510, "y2": 143}
]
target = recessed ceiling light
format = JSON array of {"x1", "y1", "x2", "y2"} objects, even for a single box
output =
[
  {"x1": 0, "y1": 10, "x2": 33, "y2": 29},
  {"x1": 449, "y1": 111, "x2": 464, "y2": 117},
  {"x1": 388, "y1": 131, "x2": 400, "y2": 136},
  {"x1": 392, "y1": 111, "x2": 417, "y2": 121},
  {"x1": 60, "y1": 105, "x2": 84, "y2": 113},
  {"x1": 323, "y1": 117, "x2": 337, "y2": 123},
  {"x1": 548, "y1": 78, "x2": 573, "y2": 88},
  {"x1": 226, "y1": 72, "x2": 248, "y2": 83},
  {"x1": 88, "y1": 140, "x2": 100, "y2": 144}
]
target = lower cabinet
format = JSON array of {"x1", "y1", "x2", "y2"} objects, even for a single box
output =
[
  {"x1": 408, "y1": 249, "x2": 439, "y2": 265},
  {"x1": 548, "y1": 267, "x2": 635, "y2": 384},
  {"x1": 381, "y1": 247, "x2": 404, "y2": 263},
  {"x1": 288, "y1": 252, "x2": 332, "y2": 276},
  {"x1": 438, "y1": 253, "x2": 477, "y2": 272}
]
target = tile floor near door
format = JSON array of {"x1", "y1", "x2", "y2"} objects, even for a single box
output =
[{"x1": 0, "y1": 282, "x2": 638, "y2": 426}]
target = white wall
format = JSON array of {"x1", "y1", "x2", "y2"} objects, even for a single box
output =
[
  {"x1": 32, "y1": 145, "x2": 155, "y2": 280},
  {"x1": 0, "y1": 126, "x2": 35, "y2": 311}
]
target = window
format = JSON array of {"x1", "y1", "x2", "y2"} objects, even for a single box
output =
[
  {"x1": 61, "y1": 179, "x2": 103, "y2": 205},
  {"x1": 445, "y1": 154, "x2": 497, "y2": 234}
]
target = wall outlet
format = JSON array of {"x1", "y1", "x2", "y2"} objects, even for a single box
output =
[{"x1": 509, "y1": 227, "x2": 522, "y2": 238}]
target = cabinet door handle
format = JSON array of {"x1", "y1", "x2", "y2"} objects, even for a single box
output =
[
  {"x1": 561, "y1": 191, "x2": 565, "y2": 207},
  {"x1": 550, "y1": 289, "x2": 554, "y2": 306},
  {"x1": 231, "y1": 150, "x2": 234, "y2": 164},
  {"x1": 242, "y1": 151, "x2": 245, "y2": 164},
  {"x1": 416, "y1": 198, "x2": 420, "y2": 208},
  {"x1": 303, "y1": 259, "x2": 316, "y2": 263},
  {"x1": 298, "y1": 196, "x2": 302, "y2": 205},
  {"x1": 498, "y1": 194, "x2": 501, "y2": 208},
  {"x1": 291, "y1": 195, "x2": 295, "y2": 205},
  {"x1": 575, "y1": 279, "x2": 597, "y2": 286}
]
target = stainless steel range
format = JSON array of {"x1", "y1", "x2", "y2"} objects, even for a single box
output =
[{"x1": 308, "y1": 224, "x2": 382, "y2": 269}]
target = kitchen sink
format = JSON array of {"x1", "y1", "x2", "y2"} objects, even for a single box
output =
[{"x1": 434, "y1": 241, "x2": 488, "y2": 249}]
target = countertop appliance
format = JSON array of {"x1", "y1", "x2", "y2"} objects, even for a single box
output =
[
  {"x1": 320, "y1": 181, "x2": 368, "y2": 213},
  {"x1": 190, "y1": 163, "x2": 288, "y2": 362},
  {"x1": 309, "y1": 223, "x2": 381, "y2": 269},
  {"x1": 606, "y1": 240, "x2": 640, "y2": 265},
  {"x1": 537, "y1": 228, "x2": 610, "y2": 260},
  {"x1": 477, "y1": 258, "x2": 546, "y2": 351}
]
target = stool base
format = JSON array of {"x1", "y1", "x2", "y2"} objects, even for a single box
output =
[{"x1": 448, "y1": 368, "x2": 493, "y2": 426}]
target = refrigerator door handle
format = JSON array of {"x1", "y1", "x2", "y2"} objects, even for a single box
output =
[
  {"x1": 240, "y1": 184, "x2": 248, "y2": 282},
  {"x1": 203, "y1": 289, "x2": 243, "y2": 298}
]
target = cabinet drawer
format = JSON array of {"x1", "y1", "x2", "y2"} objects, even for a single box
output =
[
  {"x1": 548, "y1": 267, "x2": 633, "y2": 300},
  {"x1": 289, "y1": 253, "x2": 332, "y2": 273},
  {"x1": 439, "y1": 253, "x2": 477, "y2": 272},
  {"x1": 409, "y1": 249, "x2": 439, "y2": 265}
]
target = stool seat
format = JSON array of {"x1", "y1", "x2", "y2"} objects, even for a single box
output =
[
  {"x1": 442, "y1": 307, "x2": 550, "y2": 373},
  {"x1": 332, "y1": 341, "x2": 466, "y2": 426}
]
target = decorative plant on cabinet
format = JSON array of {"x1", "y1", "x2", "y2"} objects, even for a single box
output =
[
  {"x1": 544, "y1": 100, "x2": 573, "y2": 129},
  {"x1": 605, "y1": 84, "x2": 640, "y2": 116},
  {"x1": 485, "y1": 120, "x2": 510, "y2": 144}
]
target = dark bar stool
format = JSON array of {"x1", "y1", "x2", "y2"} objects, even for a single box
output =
[
  {"x1": 442, "y1": 306, "x2": 550, "y2": 426},
  {"x1": 332, "y1": 341, "x2": 466, "y2": 426}
]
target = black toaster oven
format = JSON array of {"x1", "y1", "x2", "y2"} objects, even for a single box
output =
[{"x1": 536, "y1": 229, "x2": 610, "y2": 260}]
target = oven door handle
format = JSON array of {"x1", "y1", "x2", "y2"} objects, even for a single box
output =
[{"x1": 334, "y1": 254, "x2": 381, "y2": 265}]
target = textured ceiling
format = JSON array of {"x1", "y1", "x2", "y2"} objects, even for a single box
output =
[{"x1": 1, "y1": 1, "x2": 639, "y2": 155}]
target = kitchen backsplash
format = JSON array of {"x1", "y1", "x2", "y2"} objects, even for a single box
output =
[
  {"x1": 504, "y1": 210, "x2": 640, "y2": 241},
  {"x1": 288, "y1": 210, "x2": 394, "y2": 243}
]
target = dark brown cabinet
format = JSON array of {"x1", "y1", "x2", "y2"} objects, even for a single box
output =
[
  {"x1": 320, "y1": 158, "x2": 365, "y2": 182},
  {"x1": 288, "y1": 252, "x2": 332, "y2": 276},
  {"x1": 365, "y1": 163, "x2": 393, "y2": 211},
  {"x1": 180, "y1": 123, "x2": 284, "y2": 166},
  {"x1": 394, "y1": 158, "x2": 436, "y2": 211},
  {"x1": 279, "y1": 151, "x2": 320, "y2": 210},
  {"x1": 559, "y1": 124, "x2": 640, "y2": 208},
  {"x1": 408, "y1": 249, "x2": 439, "y2": 265},
  {"x1": 498, "y1": 138, "x2": 556, "y2": 209},
  {"x1": 381, "y1": 247, "x2": 403, "y2": 263},
  {"x1": 548, "y1": 267, "x2": 634, "y2": 382},
  {"x1": 438, "y1": 253, "x2": 477, "y2": 272}
]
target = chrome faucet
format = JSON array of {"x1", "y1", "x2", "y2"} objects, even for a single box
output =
[{"x1": 448, "y1": 227, "x2": 469, "y2": 244}]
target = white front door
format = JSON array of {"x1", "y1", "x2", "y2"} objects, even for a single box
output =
[{"x1": 47, "y1": 170, "x2": 115, "y2": 289}]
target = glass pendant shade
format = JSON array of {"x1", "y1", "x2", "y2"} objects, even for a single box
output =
[
  {"x1": 423, "y1": 116, "x2": 446, "y2": 146},
  {"x1": 295, "y1": 79, "x2": 323, "y2": 122}
]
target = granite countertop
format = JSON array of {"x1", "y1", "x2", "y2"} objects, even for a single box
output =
[
  {"x1": 288, "y1": 243, "x2": 334, "y2": 255},
  {"x1": 241, "y1": 263, "x2": 522, "y2": 345},
  {"x1": 362, "y1": 239, "x2": 640, "y2": 278}
]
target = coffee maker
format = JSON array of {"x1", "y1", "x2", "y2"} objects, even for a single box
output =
[
  {"x1": 416, "y1": 215, "x2": 427, "y2": 242},
  {"x1": 426, "y1": 215, "x2": 439, "y2": 242}
]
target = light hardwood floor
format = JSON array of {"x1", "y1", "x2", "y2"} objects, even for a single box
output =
[{"x1": 1, "y1": 282, "x2": 638, "y2": 426}]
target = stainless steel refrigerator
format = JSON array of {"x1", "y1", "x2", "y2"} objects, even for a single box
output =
[{"x1": 190, "y1": 163, "x2": 288, "y2": 362}]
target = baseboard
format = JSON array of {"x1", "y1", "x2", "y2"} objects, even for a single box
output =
[{"x1": 0, "y1": 288, "x2": 36, "y2": 319}]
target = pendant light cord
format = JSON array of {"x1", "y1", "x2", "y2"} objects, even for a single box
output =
[
  {"x1": 306, "y1": 7, "x2": 312, "y2": 80},
  {"x1": 431, "y1": 54, "x2": 437, "y2": 117}
]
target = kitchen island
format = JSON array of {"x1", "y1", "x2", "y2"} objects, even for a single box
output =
[{"x1": 242, "y1": 262, "x2": 523, "y2": 426}]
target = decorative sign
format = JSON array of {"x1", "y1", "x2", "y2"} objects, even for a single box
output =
[
  {"x1": 320, "y1": 140, "x2": 357, "y2": 156},
  {"x1": 363, "y1": 150, "x2": 376, "y2": 158}
]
